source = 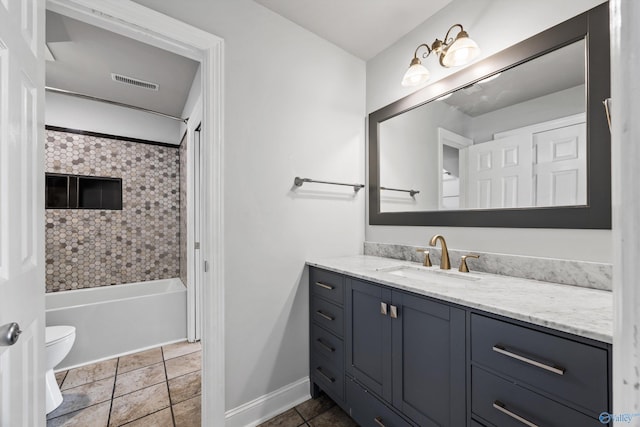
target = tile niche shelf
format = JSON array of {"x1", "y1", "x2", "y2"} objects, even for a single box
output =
[{"x1": 45, "y1": 173, "x2": 122, "y2": 210}]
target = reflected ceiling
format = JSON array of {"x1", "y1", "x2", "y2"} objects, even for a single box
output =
[{"x1": 444, "y1": 40, "x2": 585, "y2": 117}]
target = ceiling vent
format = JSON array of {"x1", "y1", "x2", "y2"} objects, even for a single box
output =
[{"x1": 111, "y1": 73, "x2": 159, "y2": 91}]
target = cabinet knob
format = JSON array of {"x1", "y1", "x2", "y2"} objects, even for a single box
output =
[
  {"x1": 315, "y1": 310, "x2": 334, "y2": 321},
  {"x1": 390, "y1": 305, "x2": 398, "y2": 319},
  {"x1": 373, "y1": 416, "x2": 387, "y2": 427},
  {"x1": 492, "y1": 345, "x2": 565, "y2": 375},
  {"x1": 493, "y1": 401, "x2": 539, "y2": 427},
  {"x1": 315, "y1": 368, "x2": 335, "y2": 383},
  {"x1": 380, "y1": 302, "x2": 388, "y2": 316},
  {"x1": 315, "y1": 282, "x2": 334, "y2": 290},
  {"x1": 316, "y1": 338, "x2": 335, "y2": 353}
]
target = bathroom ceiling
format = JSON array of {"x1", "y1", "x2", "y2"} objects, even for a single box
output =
[
  {"x1": 253, "y1": 0, "x2": 453, "y2": 60},
  {"x1": 45, "y1": 10, "x2": 199, "y2": 118},
  {"x1": 445, "y1": 40, "x2": 586, "y2": 117}
]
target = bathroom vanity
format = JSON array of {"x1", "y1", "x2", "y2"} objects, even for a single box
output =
[
  {"x1": 328, "y1": 3, "x2": 614, "y2": 424},
  {"x1": 307, "y1": 256, "x2": 612, "y2": 427}
]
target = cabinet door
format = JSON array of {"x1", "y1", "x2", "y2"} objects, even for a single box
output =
[
  {"x1": 391, "y1": 291, "x2": 466, "y2": 427},
  {"x1": 346, "y1": 278, "x2": 392, "y2": 401}
]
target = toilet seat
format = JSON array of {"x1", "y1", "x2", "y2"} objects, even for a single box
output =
[{"x1": 46, "y1": 325, "x2": 75, "y2": 347}]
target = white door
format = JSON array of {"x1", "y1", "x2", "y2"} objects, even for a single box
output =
[
  {"x1": 465, "y1": 134, "x2": 533, "y2": 209},
  {"x1": 0, "y1": 0, "x2": 46, "y2": 425},
  {"x1": 533, "y1": 123, "x2": 587, "y2": 207},
  {"x1": 188, "y1": 123, "x2": 202, "y2": 342}
]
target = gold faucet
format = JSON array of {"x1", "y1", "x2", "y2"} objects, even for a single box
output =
[{"x1": 429, "y1": 234, "x2": 450, "y2": 270}]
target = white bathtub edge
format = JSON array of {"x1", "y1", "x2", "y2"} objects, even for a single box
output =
[
  {"x1": 54, "y1": 338, "x2": 188, "y2": 372},
  {"x1": 46, "y1": 278, "x2": 185, "y2": 312},
  {"x1": 224, "y1": 377, "x2": 311, "y2": 427}
]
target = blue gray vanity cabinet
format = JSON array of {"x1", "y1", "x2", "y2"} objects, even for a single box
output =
[
  {"x1": 345, "y1": 277, "x2": 466, "y2": 427},
  {"x1": 308, "y1": 266, "x2": 611, "y2": 427},
  {"x1": 309, "y1": 268, "x2": 346, "y2": 406},
  {"x1": 470, "y1": 313, "x2": 610, "y2": 426}
]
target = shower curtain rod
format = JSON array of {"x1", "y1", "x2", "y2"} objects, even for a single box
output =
[{"x1": 45, "y1": 87, "x2": 189, "y2": 124}]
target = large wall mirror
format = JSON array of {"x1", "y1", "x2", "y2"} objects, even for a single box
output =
[{"x1": 369, "y1": 3, "x2": 610, "y2": 228}]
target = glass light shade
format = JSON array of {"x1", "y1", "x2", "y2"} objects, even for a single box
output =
[
  {"x1": 401, "y1": 60, "x2": 430, "y2": 87},
  {"x1": 441, "y1": 35, "x2": 480, "y2": 67}
]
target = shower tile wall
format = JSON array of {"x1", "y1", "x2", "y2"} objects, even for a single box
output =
[
  {"x1": 179, "y1": 132, "x2": 188, "y2": 287},
  {"x1": 45, "y1": 129, "x2": 180, "y2": 292}
]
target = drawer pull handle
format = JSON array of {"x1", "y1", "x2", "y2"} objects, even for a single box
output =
[
  {"x1": 390, "y1": 305, "x2": 398, "y2": 319},
  {"x1": 493, "y1": 401, "x2": 539, "y2": 427},
  {"x1": 373, "y1": 416, "x2": 386, "y2": 427},
  {"x1": 316, "y1": 368, "x2": 335, "y2": 383},
  {"x1": 492, "y1": 345, "x2": 565, "y2": 376},
  {"x1": 316, "y1": 310, "x2": 335, "y2": 321},
  {"x1": 315, "y1": 282, "x2": 334, "y2": 290},
  {"x1": 316, "y1": 338, "x2": 335, "y2": 353}
]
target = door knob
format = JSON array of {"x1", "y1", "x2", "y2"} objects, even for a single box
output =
[{"x1": 0, "y1": 322, "x2": 22, "y2": 346}]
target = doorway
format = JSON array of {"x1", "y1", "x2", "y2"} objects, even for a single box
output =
[{"x1": 45, "y1": 0, "x2": 224, "y2": 424}]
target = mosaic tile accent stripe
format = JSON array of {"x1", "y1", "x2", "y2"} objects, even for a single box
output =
[
  {"x1": 364, "y1": 241, "x2": 612, "y2": 291},
  {"x1": 45, "y1": 129, "x2": 180, "y2": 292},
  {"x1": 179, "y1": 132, "x2": 188, "y2": 287}
]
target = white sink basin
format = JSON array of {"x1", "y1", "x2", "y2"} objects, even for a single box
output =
[{"x1": 378, "y1": 265, "x2": 482, "y2": 282}]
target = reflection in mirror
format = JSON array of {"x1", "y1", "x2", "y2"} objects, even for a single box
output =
[{"x1": 379, "y1": 39, "x2": 586, "y2": 212}]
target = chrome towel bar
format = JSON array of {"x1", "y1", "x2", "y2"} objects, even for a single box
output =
[
  {"x1": 380, "y1": 186, "x2": 420, "y2": 197},
  {"x1": 294, "y1": 177, "x2": 364, "y2": 192}
]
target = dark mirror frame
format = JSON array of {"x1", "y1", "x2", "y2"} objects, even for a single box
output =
[{"x1": 369, "y1": 3, "x2": 610, "y2": 229}]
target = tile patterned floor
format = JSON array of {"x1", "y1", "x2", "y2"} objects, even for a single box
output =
[
  {"x1": 48, "y1": 341, "x2": 355, "y2": 427},
  {"x1": 257, "y1": 394, "x2": 358, "y2": 427},
  {"x1": 47, "y1": 341, "x2": 202, "y2": 427}
]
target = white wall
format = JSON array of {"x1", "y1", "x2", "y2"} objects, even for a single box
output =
[
  {"x1": 45, "y1": 91, "x2": 182, "y2": 144},
  {"x1": 468, "y1": 85, "x2": 585, "y2": 143},
  {"x1": 379, "y1": 100, "x2": 469, "y2": 211},
  {"x1": 132, "y1": 0, "x2": 365, "y2": 413},
  {"x1": 366, "y1": 0, "x2": 610, "y2": 262}
]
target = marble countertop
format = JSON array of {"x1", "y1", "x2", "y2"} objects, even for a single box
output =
[{"x1": 307, "y1": 255, "x2": 613, "y2": 343}]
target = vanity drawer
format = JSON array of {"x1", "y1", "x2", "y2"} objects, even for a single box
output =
[
  {"x1": 311, "y1": 355, "x2": 344, "y2": 401},
  {"x1": 346, "y1": 377, "x2": 414, "y2": 427},
  {"x1": 311, "y1": 267, "x2": 344, "y2": 305},
  {"x1": 472, "y1": 366, "x2": 602, "y2": 427},
  {"x1": 311, "y1": 296, "x2": 344, "y2": 337},
  {"x1": 471, "y1": 314, "x2": 608, "y2": 412},
  {"x1": 311, "y1": 323, "x2": 344, "y2": 369}
]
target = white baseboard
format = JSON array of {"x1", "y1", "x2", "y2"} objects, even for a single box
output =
[{"x1": 225, "y1": 377, "x2": 311, "y2": 427}]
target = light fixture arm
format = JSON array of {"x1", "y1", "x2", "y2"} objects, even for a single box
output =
[
  {"x1": 413, "y1": 25, "x2": 468, "y2": 60},
  {"x1": 413, "y1": 43, "x2": 433, "y2": 60},
  {"x1": 443, "y1": 24, "x2": 465, "y2": 46}
]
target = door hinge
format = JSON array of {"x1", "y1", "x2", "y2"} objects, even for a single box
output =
[
  {"x1": 195, "y1": 242, "x2": 200, "y2": 250},
  {"x1": 204, "y1": 261, "x2": 209, "y2": 272}
]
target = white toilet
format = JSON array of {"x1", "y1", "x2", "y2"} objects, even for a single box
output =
[{"x1": 45, "y1": 325, "x2": 76, "y2": 414}]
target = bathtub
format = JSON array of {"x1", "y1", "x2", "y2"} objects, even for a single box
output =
[{"x1": 46, "y1": 278, "x2": 187, "y2": 370}]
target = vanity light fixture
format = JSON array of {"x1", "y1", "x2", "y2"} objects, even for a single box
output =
[{"x1": 401, "y1": 24, "x2": 481, "y2": 87}]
